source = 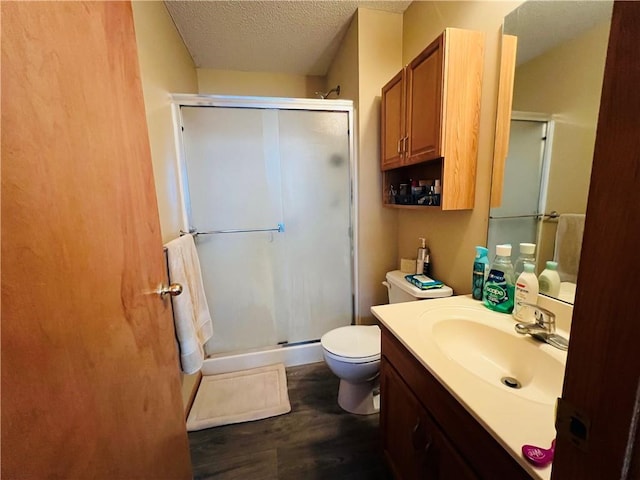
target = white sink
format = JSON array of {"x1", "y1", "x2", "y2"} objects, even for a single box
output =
[
  {"x1": 431, "y1": 315, "x2": 565, "y2": 405},
  {"x1": 371, "y1": 295, "x2": 570, "y2": 480}
]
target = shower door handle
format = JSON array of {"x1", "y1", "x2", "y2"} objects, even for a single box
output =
[{"x1": 157, "y1": 283, "x2": 183, "y2": 297}]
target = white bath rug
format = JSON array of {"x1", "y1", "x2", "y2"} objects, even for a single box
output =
[{"x1": 186, "y1": 363, "x2": 291, "y2": 431}]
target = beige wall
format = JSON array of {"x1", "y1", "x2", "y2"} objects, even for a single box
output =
[
  {"x1": 328, "y1": 9, "x2": 402, "y2": 323},
  {"x1": 513, "y1": 21, "x2": 608, "y2": 214},
  {"x1": 357, "y1": 9, "x2": 403, "y2": 322},
  {"x1": 197, "y1": 69, "x2": 325, "y2": 98},
  {"x1": 512, "y1": 20, "x2": 609, "y2": 270},
  {"x1": 131, "y1": 1, "x2": 198, "y2": 243},
  {"x1": 396, "y1": 1, "x2": 523, "y2": 295}
]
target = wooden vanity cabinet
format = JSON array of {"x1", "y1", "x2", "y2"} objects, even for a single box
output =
[
  {"x1": 380, "y1": 327, "x2": 531, "y2": 480},
  {"x1": 380, "y1": 28, "x2": 484, "y2": 210},
  {"x1": 381, "y1": 360, "x2": 477, "y2": 480}
]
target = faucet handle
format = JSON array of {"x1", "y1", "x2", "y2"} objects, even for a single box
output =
[{"x1": 520, "y1": 302, "x2": 556, "y2": 329}]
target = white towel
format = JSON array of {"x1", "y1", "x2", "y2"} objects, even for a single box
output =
[
  {"x1": 165, "y1": 234, "x2": 214, "y2": 374},
  {"x1": 553, "y1": 214, "x2": 586, "y2": 283}
]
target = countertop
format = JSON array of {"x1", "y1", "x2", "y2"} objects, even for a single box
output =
[{"x1": 371, "y1": 295, "x2": 569, "y2": 480}]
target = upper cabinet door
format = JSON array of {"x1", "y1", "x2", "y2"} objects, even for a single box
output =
[
  {"x1": 381, "y1": 69, "x2": 405, "y2": 171},
  {"x1": 406, "y1": 36, "x2": 444, "y2": 165}
]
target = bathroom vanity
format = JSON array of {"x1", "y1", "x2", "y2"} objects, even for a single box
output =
[{"x1": 372, "y1": 296, "x2": 567, "y2": 480}]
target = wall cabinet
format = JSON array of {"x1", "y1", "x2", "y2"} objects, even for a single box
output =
[
  {"x1": 380, "y1": 28, "x2": 485, "y2": 210},
  {"x1": 380, "y1": 327, "x2": 531, "y2": 479}
]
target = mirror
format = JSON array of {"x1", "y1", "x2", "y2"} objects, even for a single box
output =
[{"x1": 489, "y1": 0, "x2": 613, "y2": 304}]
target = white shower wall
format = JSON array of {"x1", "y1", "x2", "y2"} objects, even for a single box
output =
[{"x1": 177, "y1": 99, "x2": 354, "y2": 355}]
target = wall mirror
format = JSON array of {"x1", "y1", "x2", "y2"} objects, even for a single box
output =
[{"x1": 489, "y1": 0, "x2": 613, "y2": 304}]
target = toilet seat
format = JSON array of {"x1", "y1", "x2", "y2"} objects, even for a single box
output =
[{"x1": 321, "y1": 325, "x2": 381, "y2": 364}]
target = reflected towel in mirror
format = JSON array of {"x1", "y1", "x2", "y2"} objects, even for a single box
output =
[{"x1": 553, "y1": 214, "x2": 585, "y2": 283}]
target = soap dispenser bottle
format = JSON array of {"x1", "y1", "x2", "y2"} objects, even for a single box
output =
[
  {"x1": 472, "y1": 246, "x2": 490, "y2": 300},
  {"x1": 416, "y1": 238, "x2": 429, "y2": 275},
  {"x1": 482, "y1": 244, "x2": 515, "y2": 313}
]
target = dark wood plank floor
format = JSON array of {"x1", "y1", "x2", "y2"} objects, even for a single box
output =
[{"x1": 188, "y1": 362, "x2": 392, "y2": 480}]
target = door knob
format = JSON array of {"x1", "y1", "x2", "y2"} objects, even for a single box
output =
[{"x1": 158, "y1": 283, "x2": 183, "y2": 297}]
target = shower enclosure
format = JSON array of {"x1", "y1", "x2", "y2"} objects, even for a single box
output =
[{"x1": 172, "y1": 95, "x2": 356, "y2": 360}]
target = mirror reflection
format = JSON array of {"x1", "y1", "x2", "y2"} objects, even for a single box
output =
[{"x1": 489, "y1": 0, "x2": 613, "y2": 304}]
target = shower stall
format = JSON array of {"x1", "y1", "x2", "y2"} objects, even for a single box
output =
[{"x1": 171, "y1": 95, "x2": 356, "y2": 371}]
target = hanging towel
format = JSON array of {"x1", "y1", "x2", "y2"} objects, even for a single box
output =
[
  {"x1": 553, "y1": 214, "x2": 586, "y2": 283},
  {"x1": 165, "y1": 234, "x2": 214, "y2": 374}
]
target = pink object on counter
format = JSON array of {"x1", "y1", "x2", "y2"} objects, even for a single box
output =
[{"x1": 522, "y1": 439, "x2": 556, "y2": 467}]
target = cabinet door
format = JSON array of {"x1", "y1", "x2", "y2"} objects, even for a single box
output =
[
  {"x1": 381, "y1": 69, "x2": 405, "y2": 171},
  {"x1": 405, "y1": 35, "x2": 443, "y2": 165},
  {"x1": 380, "y1": 359, "x2": 477, "y2": 480}
]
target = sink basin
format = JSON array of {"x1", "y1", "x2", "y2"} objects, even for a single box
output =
[{"x1": 430, "y1": 311, "x2": 565, "y2": 405}]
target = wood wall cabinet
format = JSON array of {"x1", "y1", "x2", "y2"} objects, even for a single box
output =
[
  {"x1": 380, "y1": 28, "x2": 485, "y2": 210},
  {"x1": 380, "y1": 327, "x2": 531, "y2": 479}
]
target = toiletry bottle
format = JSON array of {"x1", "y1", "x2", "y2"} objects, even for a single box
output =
[
  {"x1": 472, "y1": 246, "x2": 490, "y2": 300},
  {"x1": 514, "y1": 242, "x2": 537, "y2": 279},
  {"x1": 423, "y1": 246, "x2": 431, "y2": 278},
  {"x1": 539, "y1": 261, "x2": 561, "y2": 297},
  {"x1": 482, "y1": 244, "x2": 515, "y2": 313},
  {"x1": 416, "y1": 238, "x2": 427, "y2": 275},
  {"x1": 513, "y1": 263, "x2": 539, "y2": 321}
]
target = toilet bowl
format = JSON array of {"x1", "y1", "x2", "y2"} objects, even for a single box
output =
[
  {"x1": 321, "y1": 270, "x2": 453, "y2": 415},
  {"x1": 320, "y1": 325, "x2": 381, "y2": 415}
]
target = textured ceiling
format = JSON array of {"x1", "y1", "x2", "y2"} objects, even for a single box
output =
[{"x1": 164, "y1": 1, "x2": 411, "y2": 75}]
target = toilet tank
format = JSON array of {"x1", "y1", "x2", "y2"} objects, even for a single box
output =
[{"x1": 384, "y1": 270, "x2": 454, "y2": 304}]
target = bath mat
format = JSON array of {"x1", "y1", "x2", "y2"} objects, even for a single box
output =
[{"x1": 186, "y1": 363, "x2": 291, "y2": 431}]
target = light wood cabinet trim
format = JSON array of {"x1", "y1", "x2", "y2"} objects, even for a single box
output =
[
  {"x1": 441, "y1": 28, "x2": 485, "y2": 210},
  {"x1": 490, "y1": 34, "x2": 518, "y2": 209}
]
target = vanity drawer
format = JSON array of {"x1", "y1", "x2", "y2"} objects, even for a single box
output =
[{"x1": 381, "y1": 326, "x2": 530, "y2": 479}]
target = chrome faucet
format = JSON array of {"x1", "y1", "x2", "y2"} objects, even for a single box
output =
[{"x1": 514, "y1": 303, "x2": 569, "y2": 351}]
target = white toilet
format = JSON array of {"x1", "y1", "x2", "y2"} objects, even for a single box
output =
[{"x1": 320, "y1": 270, "x2": 453, "y2": 415}]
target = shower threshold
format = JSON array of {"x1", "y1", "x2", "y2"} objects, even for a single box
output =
[{"x1": 201, "y1": 340, "x2": 323, "y2": 376}]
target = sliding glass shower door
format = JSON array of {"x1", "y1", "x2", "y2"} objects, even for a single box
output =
[{"x1": 179, "y1": 104, "x2": 353, "y2": 355}]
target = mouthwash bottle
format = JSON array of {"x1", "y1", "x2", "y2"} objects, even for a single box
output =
[{"x1": 483, "y1": 244, "x2": 515, "y2": 313}]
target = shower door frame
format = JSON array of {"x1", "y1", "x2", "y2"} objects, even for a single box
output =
[{"x1": 170, "y1": 94, "x2": 358, "y2": 347}]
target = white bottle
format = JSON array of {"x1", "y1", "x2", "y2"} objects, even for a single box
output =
[
  {"x1": 539, "y1": 261, "x2": 561, "y2": 297},
  {"x1": 513, "y1": 263, "x2": 539, "y2": 321},
  {"x1": 514, "y1": 242, "x2": 536, "y2": 279}
]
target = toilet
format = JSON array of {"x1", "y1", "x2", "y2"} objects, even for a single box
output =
[{"x1": 320, "y1": 270, "x2": 453, "y2": 415}]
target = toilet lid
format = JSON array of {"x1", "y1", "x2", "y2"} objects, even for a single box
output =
[{"x1": 320, "y1": 325, "x2": 380, "y2": 359}]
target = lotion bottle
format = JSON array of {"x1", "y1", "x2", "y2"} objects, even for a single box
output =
[
  {"x1": 513, "y1": 263, "x2": 539, "y2": 321},
  {"x1": 539, "y1": 261, "x2": 561, "y2": 297}
]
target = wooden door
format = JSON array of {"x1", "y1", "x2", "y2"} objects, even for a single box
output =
[
  {"x1": 381, "y1": 69, "x2": 405, "y2": 171},
  {"x1": 551, "y1": 2, "x2": 640, "y2": 478},
  {"x1": 1, "y1": 2, "x2": 192, "y2": 478},
  {"x1": 405, "y1": 36, "x2": 443, "y2": 165}
]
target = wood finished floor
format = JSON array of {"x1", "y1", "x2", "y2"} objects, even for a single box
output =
[{"x1": 188, "y1": 362, "x2": 392, "y2": 480}]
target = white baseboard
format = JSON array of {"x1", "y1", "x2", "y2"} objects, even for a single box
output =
[{"x1": 201, "y1": 342, "x2": 324, "y2": 376}]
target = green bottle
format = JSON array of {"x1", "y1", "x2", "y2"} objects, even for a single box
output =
[{"x1": 482, "y1": 244, "x2": 515, "y2": 313}]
